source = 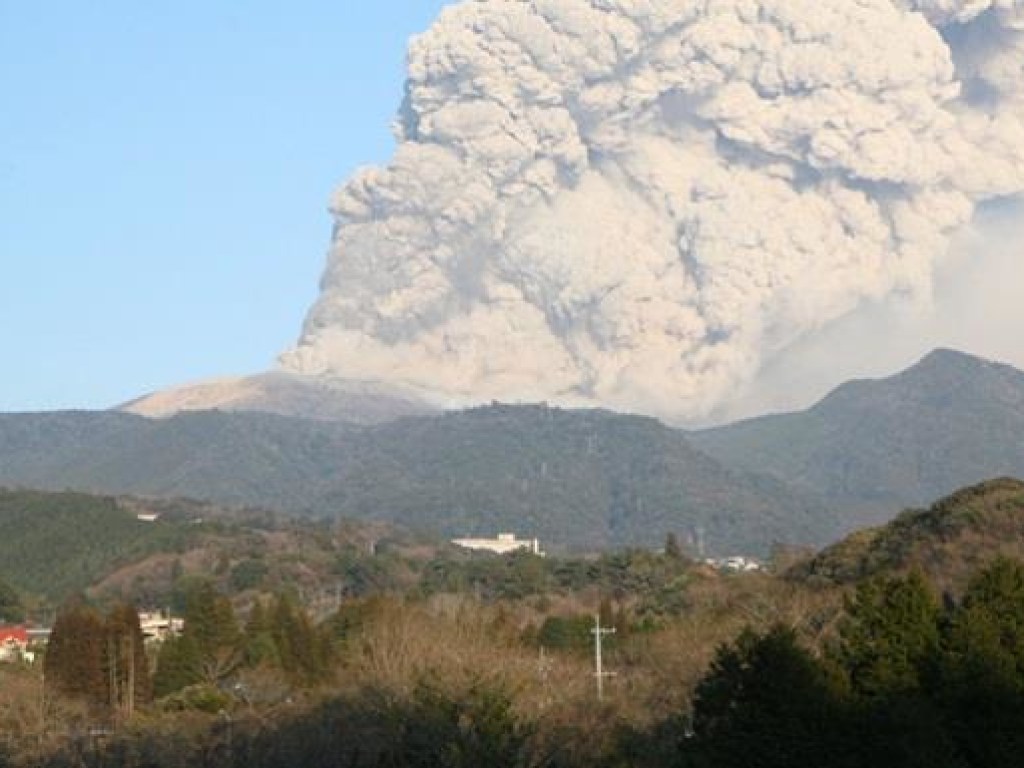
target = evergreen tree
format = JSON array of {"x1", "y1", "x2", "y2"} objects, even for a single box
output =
[
  {"x1": 938, "y1": 558, "x2": 1024, "y2": 767},
  {"x1": 243, "y1": 598, "x2": 279, "y2": 670},
  {"x1": 43, "y1": 597, "x2": 107, "y2": 712},
  {"x1": 269, "y1": 594, "x2": 330, "y2": 686},
  {"x1": 835, "y1": 570, "x2": 940, "y2": 698},
  {"x1": 396, "y1": 679, "x2": 530, "y2": 768},
  {"x1": 152, "y1": 633, "x2": 202, "y2": 698},
  {"x1": 182, "y1": 580, "x2": 242, "y2": 684},
  {"x1": 0, "y1": 576, "x2": 24, "y2": 623},
  {"x1": 946, "y1": 557, "x2": 1024, "y2": 678},
  {"x1": 688, "y1": 625, "x2": 849, "y2": 768},
  {"x1": 154, "y1": 581, "x2": 241, "y2": 697}
]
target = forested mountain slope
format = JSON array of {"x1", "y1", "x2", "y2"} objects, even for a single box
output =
[
  {"x1": 789, "y1": 477, "x2": 1024, "y2": 592},
  {"x1": 692, "y1": 349, "x2": 1024, "y2": 515},
  {"x1": 0, "y1": 406, "x2": 831, "y2": 554}
]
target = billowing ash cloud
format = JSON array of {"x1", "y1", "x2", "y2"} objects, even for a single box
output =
[{"x1": 280, "y1": 0, "x2": 1024, "y2": 419}]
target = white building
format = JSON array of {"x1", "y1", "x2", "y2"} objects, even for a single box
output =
[
  {"x1": 138, "y1": 611, "x2": 184, "y2": 644},
  {"x1": 452, "y1": 532, "x2": 544, "y2": 556},
  {"x1": 704, "y1": 555, "x2": 762, "y2": 572}
]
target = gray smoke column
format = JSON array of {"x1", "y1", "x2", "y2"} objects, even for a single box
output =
[{"x1": 280, "y1": 0, "x2": 1024, "y2": 419}]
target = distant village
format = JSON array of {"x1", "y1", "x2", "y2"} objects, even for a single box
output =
[
  {"x1": 449, "y1": 531, "x2": 761, "y2": 572},
  {"x1": 0, "y1": 611, "x2": 182, "y2": 666},
  {"x1": 0, "y1": 531, "x2": 760, "y2": 669}
]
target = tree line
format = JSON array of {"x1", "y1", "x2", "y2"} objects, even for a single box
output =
[
  {"x1": 683, "y1": 558, "x2": 1024, "y2": 767},
  {"x1": 42, "y1": 581, "x2": 331, "y2": 723},
  {"x1": 17, "y1": 558, "x2": 1024, "y2": 767}
]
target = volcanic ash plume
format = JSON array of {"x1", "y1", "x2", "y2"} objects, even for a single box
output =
[{"x1": 280, "y1": 0, "x2": 1024, "y2": 419}]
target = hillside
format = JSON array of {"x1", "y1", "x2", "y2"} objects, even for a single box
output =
[
  {"x1": 6, "y1": 482, "x2": 1024, "y2": 768},
  {"x1": 691, "y1": 349, "x2": 1024, "y2": 517},
  {"x1": 0, "y1": 409, "x2": 361, "y2": 512},
  {"x1": 788, "y1": 477, "x2": 1024, "y2": 593},
  {"x1": 0, "y1": 406, "x2": 831, "y2": 555},
  {"x1": 0, "y1": 489, "x2": 199, "y2": 599},
  {"x1": 7, "y1": 349, "x2": 1024, "y2": 553},
  {"x1": 308, "y1": 404, "x2": 832, "y2": 554},
  {"x1": 0, "y1": 487, "x2": 433, "y2": 606}
]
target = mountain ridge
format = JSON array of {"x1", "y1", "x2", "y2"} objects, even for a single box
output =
[
  {"x1": 690, "y1": 348, "x2": 1024, "y2": 515},
  {"x1": 0, "y1": 405, "x2": 831, "y2": 555},
  {"x1": 4, "y1": 347, "x2": 1023, "y2": 555}
]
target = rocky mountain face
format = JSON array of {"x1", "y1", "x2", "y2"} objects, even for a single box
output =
[{"x1": 691, "y1": 349, "x2": 1024, "y2": 516}]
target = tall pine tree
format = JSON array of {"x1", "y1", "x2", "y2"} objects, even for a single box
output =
[
  {"x1": 44, "y1": 596, "x2": 107, "y2": 713},
  {"x1": 184, "y1": 580, "x2": 242, "y2": 684}
]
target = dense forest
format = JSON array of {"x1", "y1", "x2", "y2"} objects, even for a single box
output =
[
  {"x1": 6, "y1": 350, "x2": 1024, "y2": 556},
  {"x1": 1, "y1": 479, "x2": 1023, "y2": 766},
  {"x1": 0, "y1": 406, "x2": 835, "y2": 554}
]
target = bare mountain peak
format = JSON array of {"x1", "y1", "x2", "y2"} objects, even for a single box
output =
[{"x1": 117, "y1": 372, "x2": 438, "y2": 425}]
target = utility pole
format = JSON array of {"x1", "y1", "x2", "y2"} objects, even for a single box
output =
[{"x1": 591, "y1": 614, "x2": 616, "y2": 702}]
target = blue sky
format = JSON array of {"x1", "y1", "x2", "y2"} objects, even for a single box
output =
[{"x1": 0, "y1": 1, "x2": 452, "y2": 411}]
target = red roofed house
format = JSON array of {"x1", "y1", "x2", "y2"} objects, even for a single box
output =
[{"x1": 0, "y1": 626, "x2": 29, "y2": 662}]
